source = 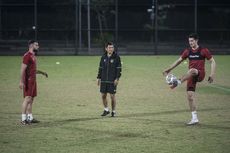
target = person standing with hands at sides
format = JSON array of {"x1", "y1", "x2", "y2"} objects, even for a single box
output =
[
  {"x1": 97, "y1": 42, "x2": 122, "y2": 117},
  {"x1": 163, "y1": 33, "x2": 216, "y2": 125},
  {"x1": 19, "y1": 40, "x2": 48, "y2": 125}
]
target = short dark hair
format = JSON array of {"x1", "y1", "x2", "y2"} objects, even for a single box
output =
[
  {"x1": 28, "y1": 40, "x2": 37, "y2": 46},
  {"x1": 105, "y1": 42, "x2": 114, "y2": 48},
  {"x1": 189, "y1": 33, "x2": 199, "y2": 40}
]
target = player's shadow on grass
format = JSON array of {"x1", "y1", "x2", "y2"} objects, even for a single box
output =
[
  {"x1": 0, "y1": 112, "x2": 49, "y2": 115},
  {"x1": 34, "y1": 117, "x2": 101, "y2": 128},
  {"x1": 119, "y1": 107, "x2": 226, "y2": 118},
  {"x1": 127, "y1": 117, "x2": 230, "y2": 131},
  {"x1": 37, "y1": 122, "x2": 151, "y2": 139},
  {"x1": 34, "y1": 107, "x2": 229, "y2": 131},
  {"x1": 63, "y1": 117, "x2": 101, "y2": 122},
  {"x1": 118, "y1": 107, "x2": 230, "y2": 130}
]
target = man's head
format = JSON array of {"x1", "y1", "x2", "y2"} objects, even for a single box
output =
[
  {"x1": 28, "y1": 40, "x2": 39, "y2": 54},
  {"x1": 105, "y1": 42, "x2": 114, "y2": 55},
  {"x1": 188, "y1": 33, "x2": 199, "y2": 49}
]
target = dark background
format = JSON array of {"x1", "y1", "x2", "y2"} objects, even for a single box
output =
[{"x1": 0, "y1": 0, "x2": 229, "y2": 55}]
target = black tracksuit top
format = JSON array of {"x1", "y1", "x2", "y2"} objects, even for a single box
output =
[{"x1": 97, "y1": 52, "x2": 122, "y2": 83}]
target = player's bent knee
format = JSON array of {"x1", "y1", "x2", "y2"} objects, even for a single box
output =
[
  {"x1": 110, "y1": 94, "x2": 115, "y2": 99},
  {"x1": 25, "y1": 96, "x2": 32, "y2": 100},
  {"x1": 101, "y1": 94, "x2": 107, "y2": 99},
  {"x1": 187, "y1": 96, "x2": 193, "y2": 101},
  {"x1": 24, "y1": 97, "x2": 33, "y2": 104},
  {"x1": 188, "y1": 68, "x2": 198, "y2": 76},
  {"x1": 187, "y1": 91, "x2": 194, "y2": 101}
]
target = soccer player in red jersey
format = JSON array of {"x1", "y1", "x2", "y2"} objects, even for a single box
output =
[
  {"x1": 163, "y1": 33, "x2": 216, "y2": 125},
  {"x1": 19, "y1": 40, "x2": 48, "y2": 125}
]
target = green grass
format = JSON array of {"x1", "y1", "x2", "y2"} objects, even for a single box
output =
[{"x1": 0, "y1": 55, "x2": 230, "y2": 153}]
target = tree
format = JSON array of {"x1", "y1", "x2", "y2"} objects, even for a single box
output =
[{"x1": 82, "y1": 0, "x2": 115, "y2": 44}]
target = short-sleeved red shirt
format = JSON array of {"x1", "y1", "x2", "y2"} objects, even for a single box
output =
[
  {"x1": 23, "y1": 51, "x2": 37, "y2": 80},
  {"x1": 181, "y1": 47, "x2": 212, "y2": 72}
]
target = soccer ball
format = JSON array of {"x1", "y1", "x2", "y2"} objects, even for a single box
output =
[{"x1": 166, "y1": 74, "x2": 177, "y2": 85}]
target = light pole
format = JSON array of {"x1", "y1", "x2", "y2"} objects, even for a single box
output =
[
  {"x1": 87, "y1": 0, "x2": 91, "y2": 53},
  {"x1": 155, "y1": 0, "x2": 158, "y2": 55},
  {"x1": 147, "y1": 0, "x2": 158, "y2": 54},
  {"x1": 75, "y1": 0, "x2": 79, "y2": 55},
  {"x1": 34, "y1": 0, "x2": 37, "y2": 40},
  {"x1": 79, "y1": 0, "x2": 82, "y2": 51},
  {"x1": 147, "y1": 5, "x2": 154, "y2": 44},
  {"x1": 115, "y1": 0, "x2": 118, "y2": 49},
  {"x1": 194, "y1": 0, "x2": 197, "y2": 33},
  {"x1": 0, "y1": 0, "x2": 2, "y2": 40}
]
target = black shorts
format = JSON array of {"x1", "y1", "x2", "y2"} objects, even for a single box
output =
[{"x1": 100, "y1": 83, "x2": 117, "y2": 94}]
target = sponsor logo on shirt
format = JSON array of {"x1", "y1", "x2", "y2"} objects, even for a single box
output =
[{"x1": 189, "y1": 55, "x2": 200, "y2": 58}]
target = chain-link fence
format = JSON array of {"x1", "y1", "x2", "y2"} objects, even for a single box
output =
[{"x1": 0, "y1": 0, "x2": 230, "y2": 55}]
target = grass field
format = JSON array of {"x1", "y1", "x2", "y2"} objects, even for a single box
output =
[{"x1": 0, "y1": 55, "x2": 230, "y2": 153}]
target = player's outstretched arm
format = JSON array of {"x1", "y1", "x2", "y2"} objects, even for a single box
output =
[
  {"x1": 208, "y1": 57, "x2": 216, "y2": 83},
  {"x1": 36, "y1": 70, "x2": 48, "y2": 78},
  {"x1": 163, "y1": 57, "x2": 184, "y2": 76}
]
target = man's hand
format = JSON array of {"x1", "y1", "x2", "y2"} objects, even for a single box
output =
[
  {"x1": 163, "y1": 69, "x2": 170, "y2": 77},
  {"x1": 208, "y1": 58, "x2": 216, "y2": 84},
  {"x1": 43, "y1": 72, "x2": 48, "y2": 78},
  {"x1": 208, "y1": 75, "x2": 214, "y2": 83},
  {"x1": 97, "y1": 79, "x2": 101, "y2": 86},
  {"x1": 162, "y1": 57, "x2": 183, "y2": 77},
  {"x1": 114, "y1": 79, "x2": 119, "y2": 86},
  {"x1": 37, "y1": 70, "x2": 48, "y2": 78},
  {"x1": 19, "y1": 81, "x2": 24, "y2": 89}
]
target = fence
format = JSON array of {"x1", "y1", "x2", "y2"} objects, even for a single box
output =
[{"x1": 0, "y1": 0, "x2": 229, "y2": 55}]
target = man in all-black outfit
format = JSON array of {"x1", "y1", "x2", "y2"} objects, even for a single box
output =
[{"x1": 97, "y1": 42, "x2": 122, "y2": 117}]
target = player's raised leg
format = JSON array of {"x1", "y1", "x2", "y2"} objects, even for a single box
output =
[
  {"x1": 170, "y1": 68, "x2": 198, "y2": 89},
  {"x1": 180, "y1": 68, "x2": 198, "y2": 83}
]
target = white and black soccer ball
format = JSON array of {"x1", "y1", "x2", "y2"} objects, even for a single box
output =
[{"x1": 165, "y1": 74, "x2": 177, "y2": 85}]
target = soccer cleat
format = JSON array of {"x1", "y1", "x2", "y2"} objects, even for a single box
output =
[
  {"x1": 101, "y1": 110, "x2": 110, "y2": 116},
  {"x1": 28, "y1": 118, "x2": 40, "y2": 124},
  {"x1": 186, "y1": 119, "x2": 199, "y2": 125},
  {"x1": 111, "y1": 112, "x2": 116, "y2": 117},
  {"x1": 21, "y1": 120, "x2": 30, "y2": 125}
]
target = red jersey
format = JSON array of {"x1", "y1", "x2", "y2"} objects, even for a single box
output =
[
  {"x1": 181, "y1": 47, "x2": 212, "y2": 72},
  {"x1": 23, "y1": 51, "x2": 37, "y2": 80}
]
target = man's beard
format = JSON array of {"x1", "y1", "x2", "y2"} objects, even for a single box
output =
[{"x1": 33, "y1": 49, "x2": 38, "y2": 55}]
